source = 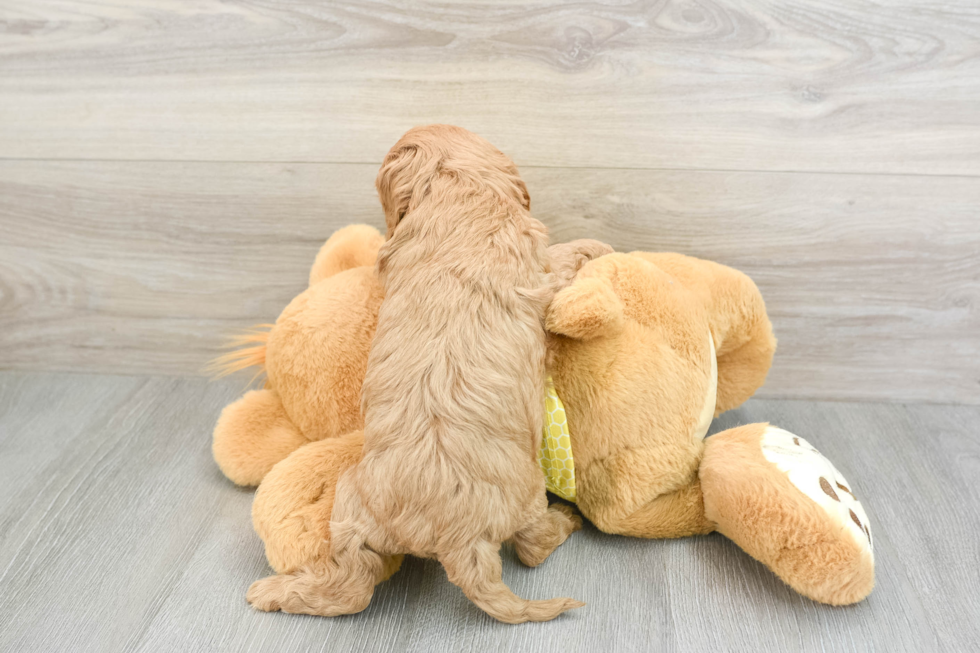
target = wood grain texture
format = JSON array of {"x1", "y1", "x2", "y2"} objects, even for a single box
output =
[
  {"x1": 1, "y1": 0, "x2": 979, "y2": 174},
  {"x1": 0, "y1": 371, "x2": 978, "y2": 652},
  {"x1": 2, "y1": 160, "x2": 977, "y2": 404}
]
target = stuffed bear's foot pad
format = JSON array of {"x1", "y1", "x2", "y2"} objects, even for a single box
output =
[{"x1": 760, "y1": 427, "x2": 873, "y2": 555}]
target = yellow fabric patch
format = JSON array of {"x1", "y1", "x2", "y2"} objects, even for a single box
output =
[{"x1": 539, "y1": 377, "x2": 576, "y2": 502}]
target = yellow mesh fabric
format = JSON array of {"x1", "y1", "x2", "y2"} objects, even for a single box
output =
[{"x1": 539, "y1": 376, "x2": 576, "y2": 502}]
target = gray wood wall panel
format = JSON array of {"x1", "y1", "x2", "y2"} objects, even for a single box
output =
[
  {"x1": 0, "y1": 372, "x2": 977, "y2": 652},
  {"x1": 2, "y1": 161, "x2": 977, "y2": 404},
  {"x1": 1, "y1": 0, "x2": 977, "y2": 404},
  {"x1": 1, "y1": 1, "x2": 979, "y2": 175}
]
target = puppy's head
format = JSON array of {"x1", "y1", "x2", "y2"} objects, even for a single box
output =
[{"x1": 375, "y1": 124, "x2": 530, "y2": 238}]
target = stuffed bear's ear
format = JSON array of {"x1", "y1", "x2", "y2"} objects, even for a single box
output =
[
  {"x1": 309, "y1": 224, "x2": 385, "y2": 287},
  {"x1": 546, "y1": 275, "x2": 625, "y2": 340}
]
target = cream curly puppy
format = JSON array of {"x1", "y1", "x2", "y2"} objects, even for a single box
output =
[{"x1": 247, "y1": 125, "x2": 606, "y2": 623}]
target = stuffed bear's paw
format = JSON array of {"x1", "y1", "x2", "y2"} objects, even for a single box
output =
[
  {"x1": 246, "y1": 574, "x2": 289, "y2": 612},
  {"x1": 701, "y1": 423, "x2": 875, "y2": 605}
]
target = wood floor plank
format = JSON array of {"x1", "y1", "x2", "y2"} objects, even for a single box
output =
[
  {"x1": 2, "y1": 160, "x2": 977, "y2": 404},
  {"x1": 0, "y1": 373, "x2": 245, "y2": 652},
  {"x1": 0, "y1": 372, "x2": 978, "y2": 652},
  {"x1": 1, "y1": 1, "x2": 978, "y2": 174},
  {"x1": 0, "y1": 373, "x2": 145, "y2": 554}
]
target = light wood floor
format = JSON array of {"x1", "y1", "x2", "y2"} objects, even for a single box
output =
[
  {"x1": 0, "y1": 371, "x2": 977, "y2": 652},
  {"x1": 1, "y1": 1, "x2": 978, "y2": 404}
]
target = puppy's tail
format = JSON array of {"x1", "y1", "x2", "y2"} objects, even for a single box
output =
[
  {"x1": 465, "y1": 584, "x2": 585, "y2": 624},
  {"x1": 441, "y1": 542, "x2": 585, "y2": 624}
]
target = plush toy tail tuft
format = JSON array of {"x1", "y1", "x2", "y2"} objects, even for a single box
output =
[{"x1": 204, "y1": 325, "x2": 273, "y2": 380}]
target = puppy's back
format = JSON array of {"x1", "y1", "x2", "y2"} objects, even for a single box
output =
[{"x1": 358, "y1": 179, "x2": 551, "y2": 552}]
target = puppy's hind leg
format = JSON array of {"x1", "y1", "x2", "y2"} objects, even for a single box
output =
[
  {"x1": 247, "y1": 481, "x2": 397, "y2": 616},
  {"x1": 247, "y1": 519, "x2": 393, "y2": 616},
  {"x1": 511, "y1": 503, "x2": 582, "y2": 568},
  {"x1": 440, "y1": 539, "x2": 584, "y2": 624}
]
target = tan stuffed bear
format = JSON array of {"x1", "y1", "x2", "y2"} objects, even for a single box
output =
[
  {"x1": 211, "y1": 224, "x2": 384, "y2": 487},
  {"x1": 213, "y1": 224, "x2": 874, "y2": 607}
]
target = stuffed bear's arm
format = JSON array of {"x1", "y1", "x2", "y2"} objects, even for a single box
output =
[{"x1": 633, "y1": 252, "x2": 775, "y2": 414}]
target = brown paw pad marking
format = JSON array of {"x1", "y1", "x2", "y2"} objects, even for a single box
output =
[
  {"x1": 845, "y1": 509, "x2": 871, "y2": 544},
  {"x1": 819, "y1": 476, "x2": 840, "y2": 502},
  {"x1": 761, "y1": 427, "x2": 873, "y2": 554}
]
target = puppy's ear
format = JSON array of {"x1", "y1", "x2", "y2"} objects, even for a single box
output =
[
  {"x1": 546, "y1": 275, "x2": 624, "y2": 340},
  {"x1": 375, "y1": 145, "x2": 437, "y2": 238},
  {"x1": 515, "y1": 177, "x2": 531, "y2": 210}
]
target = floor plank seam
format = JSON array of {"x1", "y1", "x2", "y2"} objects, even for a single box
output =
[{"x1": 2, "y1": 157, "x2": 980, "y2": 180}]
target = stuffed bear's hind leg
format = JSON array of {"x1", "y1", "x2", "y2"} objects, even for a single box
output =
[
  {"x1": 699, "y1": 422, "x2": 875, "y2": 605},
  {"x1": 212, "y1": 389, "x2": 309, "y2": 486}
]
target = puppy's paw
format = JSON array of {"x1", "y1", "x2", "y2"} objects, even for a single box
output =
[
  {"x1": 549, "y1": 503, "x2": 583, "y2": 536},
  {"x1": 247, "y1": 574, "x2": 288, "y2": 612},
  {"x1": 547, "y1": 239, "x2": 614, "y2": 289},
  {"x1": 567, "y1": 238, "x2": 614, "y2": 262}
]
